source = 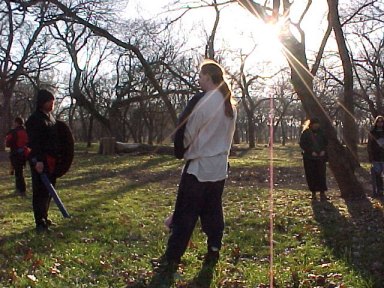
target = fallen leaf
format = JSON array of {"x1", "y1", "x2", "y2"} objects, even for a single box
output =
[
  {"x1": 24, "y1": 248, "x2": 33, "y2": 261},
  {"x1": 27, "y1": 274, "x2": 37, "y2": 282}
]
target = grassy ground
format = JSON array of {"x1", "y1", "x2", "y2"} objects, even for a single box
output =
[{"x1": 0, "y1": 144, "x2": 383, "y2": 287}]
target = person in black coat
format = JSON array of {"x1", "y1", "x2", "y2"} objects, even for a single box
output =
[
  {"x1": 299, "y1": 118, "x2": 328, "y2": 200},
  {"x1": 367, "y1": 115, "x2": 384, "y2": 197},
  {"x1": 26, "y1": 89, "x2": 59, "y2": 232}
]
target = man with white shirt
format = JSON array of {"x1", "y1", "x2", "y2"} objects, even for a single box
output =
[{"x1": 155, "y1": 61, "x2": 237, "y2": 281}]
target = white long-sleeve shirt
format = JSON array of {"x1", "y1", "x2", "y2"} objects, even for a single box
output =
[{"x1": 183, "y1": 89, "x2": 237, "y2": 182}]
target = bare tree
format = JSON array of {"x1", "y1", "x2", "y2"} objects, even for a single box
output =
[
  {"x1": 353, "y1": 35, "x2": 384, "y2": 117},
  {"x1": 270, "y1": 72, "x2": 298, "y2": 145},
  {"x1": 327, "y1": 0, "x2": 358, "y2": 156},
  {"x1": 229, "y1": 50, "x2": 276, "y2": 148},
  {"x1": 348, "y1": 1, "x2": 384, "y2": 119},
  {"x1": 236, "y1": 0, "x2": 366, "y2": 198},
  {"x1": 0, "y1": 1, "x2": 56, "y2": 151},
  {"x1": 205, "y1": 0, "x2": 221, "y2": 60}
]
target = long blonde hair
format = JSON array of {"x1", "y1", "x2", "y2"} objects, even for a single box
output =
[
  {"x1": 302, "y1": 117, "x2": 320, "y2": 132},
  {"x1": 373, "y1": 115, "x2": 384, "y2": 130},
  {"x1": 200, "y1": 61, "x2": 234, "y2": 118}
]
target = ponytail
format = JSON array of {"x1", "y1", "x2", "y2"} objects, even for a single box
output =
[
  {"x1": 219, "y1": 81, "x2": 234, "y2": 118},
  {"x1": 200, "y1": 61, "x2": 234, "y2": 118}
]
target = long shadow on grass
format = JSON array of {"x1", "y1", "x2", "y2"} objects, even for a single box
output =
[
  {"x1": 60, "y1": 154, "x2": 180, "y2": 189},
  {"x1": 147, "y1": 261, "x2": 216, "y2": 288},
  {"x1": 0, "y1": 174, "x2": 174, "y2": 287},
  {"x1": 57, "y1": 164, "x2": 180, "y2": 210},
  {"x1": 189, "y1": 261, "x2": 216, "y2": 288},
  {"x1": 312, "y1": 196, "x2": 384, "y2": 287},
  {"x1": 0, "y1": 193, "x2": 20, "y2": 201}
]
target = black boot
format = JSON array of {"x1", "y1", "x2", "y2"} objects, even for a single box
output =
[
  {"x1": 149, "y1": 255, "x2": 178, "y2": 287},
  {"x1": 35, "y1": 222, "x2": 49, "y2": 233},
  {"x1": 320, "y1": 191, "x2": 328, "y2": 201}
]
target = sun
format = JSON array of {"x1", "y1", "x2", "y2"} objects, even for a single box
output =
[
  {"x1": 254, "y1": 21, "x2": 285, "y2": 64},
  {"x1": 219, "y1": 8, "x2": 286, "y2": 67}
]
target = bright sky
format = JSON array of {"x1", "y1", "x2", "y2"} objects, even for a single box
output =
[{"x1": 123, "y1": 0, "x2": 330, "y2": 71}]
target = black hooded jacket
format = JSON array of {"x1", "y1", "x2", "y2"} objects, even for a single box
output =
[
  {"x1": 368, "y1": 128, "x2": 384, "y2": 162},
  {"x1": 26, "y1": 110, "x2": 58, "y2": 162},
  {"x1": 173, "y1": 92, "x2": 205, "y2": 159},
  {"x1": 299, "y1": 128, "x2": 328, "y2": 160}
]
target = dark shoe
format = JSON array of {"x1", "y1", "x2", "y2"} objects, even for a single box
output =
[
  {"x1": 151, "y1": 255, "x2": 179, "y2": 270},
  {"x1": 44, "y1": 218, "x2": 54, "y2": 226},
  {"x1": 149, "y1": 256, "x2": 178, "y2": 288},
  {"x1": 35, "y1": 223, "x2": 50, "y2": 233},
  {"x1": 14, "y1": 189, "x2": 26, "y2": 196},
  {"x1": 148, "y1": 267, "x2": 177, "y2": 288},
  {"x1": 203, "y1": 248, "x2": 220, "y2": 265},
  {"x1": 320, "y1": 192, "x2": 328, "y2": 201},
  {"x1": 311, "y1": 191, "x2": 316, "y2": 200},
  {"x1": 192, "y1": 260, "x2": 217, "y2": 288}
]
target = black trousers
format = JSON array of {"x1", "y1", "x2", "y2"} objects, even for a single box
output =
[
  {"x1": 165, "y1": 173, "x2": 225, "y2": 262},
  {"x1": 30, "y1": 167, "x2": 56, "y2": 226},
  {"x1": 303, "y1": 157, "x2": 327, "y2": 192},
  {"x1": 10, "y1": 153, "x2": 26, "y2": 193}
]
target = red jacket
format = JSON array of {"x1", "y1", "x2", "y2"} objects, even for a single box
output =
[{"x1": 5, "y1": 126, "x2": 29, "y2": 156}]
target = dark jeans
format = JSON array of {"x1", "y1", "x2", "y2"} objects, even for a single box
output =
[
  {"x1": 30, "y1": 166, "x2": 56, "y2": 226},
  {"x1": 165, "y1": 173, "x2": 225, "y2": 263},
  {"x1": 303, "y1": 157, "x2": 327, "y2": 192},
  {"x1": 371, "y1": 162, "x2": 384, "y2": 195},
  {"x1": 10, "y1": 153, "x2": 26, "y2": 193}
]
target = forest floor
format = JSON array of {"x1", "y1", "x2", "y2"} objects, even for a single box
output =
[{"x1": 0, "y1": 144, "x2": 383, "y2": 287}]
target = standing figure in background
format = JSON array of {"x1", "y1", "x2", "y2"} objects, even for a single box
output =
[
  {"x1": 367, "y1": 115, "x2": 384, "y2": 198},
  {"x1": 5, "y1": 117, "x2": 29, "y2": 196},
  {"x1": 26, "y1": 89, "x2": 59, "y2": 233},
  {"x1": 299, "y1": 118, "x2": 329, "y2": 200}
]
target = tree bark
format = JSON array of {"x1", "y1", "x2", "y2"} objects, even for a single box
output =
[
  {"x1": 327, "y1": 0, "x2": 358, "y2": 158},
  {"x1": 48, "y1": 0, "x2": 178, "y2": 125},
  {"x1": 282, "y1": 34, "x2": 363, "y2": 198},
  {"x1": 205, "y1": 0, "x2": 220, "y2": 60},
  {"x1": 87, "y1": 115, "x2": 93, "y2": 148},
  {"x1": 0, "y1": 90, "x2": 12, "y2": 151},
  {"x1": 238, "y1": 0, "x2": 364, "y2": 198}
]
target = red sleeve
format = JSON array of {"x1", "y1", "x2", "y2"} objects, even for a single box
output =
[
  {"x1": 16, "y1": 129, "x2": 28, "y2": 147},
  {"x1": 5, "y1": 133, "x2": 13, "y2": 148}
]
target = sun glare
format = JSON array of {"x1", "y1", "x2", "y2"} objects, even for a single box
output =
[
  {"x1": 219, "y1": 7, "x2": 286, "y2": 67},
  {"x1": 255, "y1": 21, "x2": 285, "y2": 64}
]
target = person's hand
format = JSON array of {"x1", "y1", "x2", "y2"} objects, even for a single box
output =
[
  {"x1": 312, "y1": 152, "x2": 318, "y2": 157},
  {"x1": 35, "y1": 162, "x2": 44, "y2": 174},
  {"x1": 319, "y1": 151, "x2": 325, "y2": 157}
]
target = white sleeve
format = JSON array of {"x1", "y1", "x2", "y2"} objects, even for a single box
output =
[{"x1": 184, "y1": 109, "x2": 203, "y2": 148}]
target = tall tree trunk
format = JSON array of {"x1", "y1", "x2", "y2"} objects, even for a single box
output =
[
  {"x1": 233, "y1": 126, "x2": 240, "y2": 144},
  {"x1": 109, "y1": 105, "x2": 123, "y2": 142},
  {"x1": 87, "y1": 115, "x2": 93, "y2": 148},
  {"x1": 327, "y1": 0, "x2": 358, "y2": 158},
  {"x1": 79, "y1": 106, "x2": 88, "y2": 142},
  {"x1": 238, "y1": 0, "x2": 364, "y2": 198},
  {"x1": 282, "y1": 34, "x2": 363, "y2": 198},
  {"x1": 205, "y1": 0, "x2": 220, "y2": 60},
  {"x1": 242, "y1": 100, "x2": 256, "y2": 148},
  {"x1": 0, "y1": 90, "x2": 12, "y2": 151},
  {"x1": 248, "y1": 119, "x2": 256, "y2": 148},
  {"x1": 281, "y1": 121, "x2": 286, "y2": 146}
]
